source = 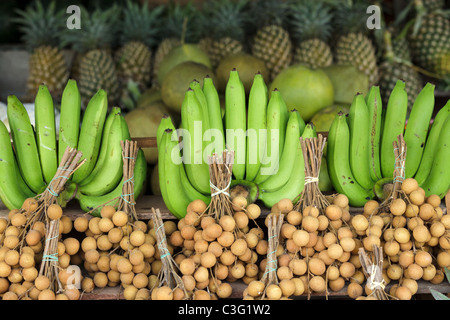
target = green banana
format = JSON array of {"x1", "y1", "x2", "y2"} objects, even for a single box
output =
[
  {"x1": 225, "y1": 69, "x2": 246, "y2": 180},
  {"x1": 403, "y1": 83, "x2": 435, "y2": 178},
  {"x1": 203, "y1": 75, "x2": 225, "y2": 156},
  {"x1": 327, "y1": 112, "x2": 374, "y2": 207},
  {"x1": 72, "y1": 90, "x2": 108, "y2": 184},
  {"x1": 347, "y1": 93, "x2": 373, "y2": 189},
  {"x1": 254, "y1": 89, "x2": 286, "y2": 184},
  {"x1": 34, "y1": 85, "x2": 58, "y2": 184},
  {"x1": 365, "y1": 85, "x2": 383, "y2": 182},
  {"x1": 190, "y1": 79, "x2": 210, "y2": 132},
  {"x1": 246, "y1": 72, "x2": 268, "y2": 182},
  {"x1": 415, "y1": 99, "x2": 450, "y2": 185},
  {"x1": 258, "y1": 110, "x2": 301, "y2": 192},
  {"x1": 0, "y1": 120, "x2": 32, "y2": 209},
  {"x1": 79, "y1": 107, "x2": 122, "y2": 186},
  {"x1": 380, "y1": 80, "x2": 408, "y2": 179},
  {"x1": 181, "y1": 88, "x2": 210, "y2": 194},
  {"x1": 421, "y1": 114, "x2": 450, "y2": 198},
  {"x1": 78, "y1": 112, "x2": 128, "y2": 196},
  {"x1": 77, "y1": 148, "x2": 147, "y2": 216},
  {"x1": 7, "y1": 95, "x2": 46, "y2": 193},
  {"x1": 159, "y1": 129, "x2": 192, "y2": 219},
  {"x1": 58, "y1": 79, "x2": 81, "y2": 165},
  {"x1": 157, "y1": 114, "x2": 176, "y2": 148},
  {"x1": 257, "y1": 117, "x2": 310, "y2": 208}
]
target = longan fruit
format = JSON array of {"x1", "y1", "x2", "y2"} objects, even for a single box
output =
[
  {"x1": 395, "y1": 286, "x2": 412, "y2": 300},
  {"x1": 47, "y1": 204, "x2": 63, "y2": 220},
  {"x1": 426, "y1": 194, "x2": 441, "y2": 208},
  {"x1": 286, "y1": 210, "x2": 302, "y2": 226},
  {"x1": 112, "y1": 211, "x2": 128, "y2": 227},
  {"x1": 277, "y1": 198, "x2": 293, "y2": 214},
  {"x1": 74, "y1": 216, "x2": 89, "y2": 233},
  {"x1": 231, "y1": 196, "x2": 247, "y2": 211},
  {"x1": 334, "y1": 194, "x2": 349, "y2": 209},
  {"x1": 419, "y1": 203, "x2": 435, "y2": 221},
  {"x1": 325, "y1": 205, "x2": 342, "y2": 221},
  {"x1": 401, "y1": 178, "x2": 419, "y2": 194},
  {"x1": 189, "y1": 199, "x2": 207, "y2": 214},
  {"x1": 352, "y1": 214, "x2": 369, "y2": 231},
  {"x1": 130, "y1": 230, "x2": 146, "y2": 247},
  {"x1": 22, "y1": 198, "x2": 38, "y2": 213},
  {"x1": 390, "y1": 198, "x2": 406, "y2": 215},
  {"x1": 64, "y1": 237, "x2": 80, "y2": 256},
  {"x1": 246, "y1": 204, "x2": 261, "y2": 220}
]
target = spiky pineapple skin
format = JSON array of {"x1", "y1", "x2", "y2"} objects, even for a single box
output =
[
  {"x1": 26, "y1": 45, "x2": 69, "y2": 101},
  {"x1": 293, "y1": 39, "x2": 332, "y2": 69},
  {"x1": 208, "y1": 37, "x2": 244, "y2": 69},
  {"x1": 379, "y1": 61, "x2": 422, "y2": 112},
  {"x1": 408, "y1": 13, "x2": 450, "y2": 77},
  {"x1": 252, "y1": 25, "x2": 292, "y2": 80},
  {"x1": 335, "y1": 32, "x2": 379, "y2": 86},
  {"x1": 115, "y1": 41, "x2": 152, "y2": 91},
  {"x1": 78, "y1": 49, "x2": 119, "y2": 108}
]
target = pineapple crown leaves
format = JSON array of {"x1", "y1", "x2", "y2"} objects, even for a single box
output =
[
  {"x1": 200, "y1": 0, "x2": 249, "y2": 41},
  {"x1": 61, "y1": 4, "x2": 121, "y2": 53},
  {"x1": 288, "y1": 0, "x2": 334, "y2": 44},
  {"x1": 245, "y1": 0, "x2": 290, "y2": 33},
  {"x1": 330, "y1": 0, "x2": 374, "y2": 35},
  {"x1": 119, "y1": 0, "x2": 164, "y2": 48},
  {"x1": 14, "y1": 0, "x2": 66, "y2": 50},
  {"x1": 163, "y1": 1, "x2": 202, "y2": 44}
]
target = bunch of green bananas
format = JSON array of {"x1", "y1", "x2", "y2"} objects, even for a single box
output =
[
  {"x1": 0, "y1": 80, "x2": 147, "y2": 216},
  {"x1": 158, "y1": 70, "x2": 314, "y2": 219},
  {"x1": 327, "y1": 80, "x2": 450, "y2": 207}
]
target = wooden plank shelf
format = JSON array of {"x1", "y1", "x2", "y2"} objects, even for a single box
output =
[{"x1": 80, "y1": 280, "x2": 450, "y2": 300}]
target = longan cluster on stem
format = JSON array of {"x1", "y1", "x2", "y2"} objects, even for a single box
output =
[
  {"x1": 351, "y1": 177, "x2": 450, "y2": 300},
  {"x1": 0, "y1": 201, "x2": 82, "y2": 300},
  {"x1": 72, "y1": 204, "x2": 178, "y2": 300},
  {"x1": 168, "y1": 196, "x2": 265, "y2": 300}
]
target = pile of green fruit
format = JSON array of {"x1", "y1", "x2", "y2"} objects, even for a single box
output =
[
  {"x1": 327, "y1": 80, "x2": 450, "y2": 207},
  {"x1": 157, "y1": 69, "x2": 317, "y2": 218},
  {"x1": 0, "y1": 80, "x2": 147, "y2": 216}
]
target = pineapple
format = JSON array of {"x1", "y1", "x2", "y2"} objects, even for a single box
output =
[
  {"x1": 333, "y1": 0, "x2": 379, "y2": 86},
  {"x1": 199, "y1": 0, "x2": 248, "y2": 69},
  {"x1": 378, "y1": 30, "x2": 422, "y2": 112},
  {"x1": 152, "y1": 2, "x2": 200, "y2": 86},
  {"x1": 248, "y1": 0, "x2": 292, "y2": 80},
  {"x1": 63, "y1": 5, "x2": 120, "y2": 108},
  {"x1": 15, "y1": 0, "x2": 69, "y2": 102},
  {"x1": 288, "y1": 0, "x2": 334, "y2": 69},
  {"x1": 407, "y1": 0, "x2": 450, "y2": 79},
  {"x1": 115, "y1": 1, "x2": 163, "y2": 93}
]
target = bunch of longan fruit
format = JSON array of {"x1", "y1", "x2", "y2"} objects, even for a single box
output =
[
  {"x1": 350, "y1": 178, "x2": 449, "y2": 300},
  {"x1": 0, "y1": 198, "x2": 82, "y2": 300},
  {"x1": 243, "y1": 195, "x2": 362, "y2": 299},
  {"x1": 167, "y1": 197, "x2": 266, "y2": 300},
  {"x1": 72, "y1": 205, "x2": 177, "y2": 300}
]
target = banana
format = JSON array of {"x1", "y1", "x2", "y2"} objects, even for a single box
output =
[
  {"x1": 225, "y1": 69, "x2": 246, "y2": 180},
  {"x1": 254, "y1": 89, "x2": 287, "y2": 184},
  {"x1": 58, "y1": 79, "x2": 81, "y2": 165},
  {"x1": 415, "y1": 99, "x2": 450, "y2": 185},
  {"x1": 157, "y1": 114, "x2": 176, "y2": 147},
  {"x1": 35, "y1": 85, "x2": 58, "y2": 184},
  {"x1": 257, "y1": 116, "x2": 310, "y2": 208},
  {"x1": 7, "y1": 95, "x2": 46, "y2": 193},
  {"x1": 190, "y1": 79, "x2": 210, "y2": 132},
  {"x1": 365, "y1": 85, "x2": 383, "y2": 182},
  {"x1": 0, "y1": 120, "x2": 32, "y2": 209},
  {"x1": 258, "y1": 110, "x2": 301, "y2": 192},
  {"x1": 72, "y1": 89, "x2": 108, "y2": 184},
  {"x1": 347, "y1": 93, "x2": 373, "y2": 189},
  {"x1": 203, "y1": 75, "x2": 225, "y2": 156},
  {"x1": 77, "y1": 148, "x2": 147, "y2": 217},
  {"x1": 246, "y1": 72, "x2": 268, "y2": 182},
  {"x1": 421, "y1": 114, "x2": 450, "y2": 198},
  {"x1": 404, "y1": 83, "x2": 435, "y2": 178},
  {"x1": 327, "y1": 112, "x2": 374, "y2": 207},
  {"x1": 159, "y1": 129, "x2": 192, "y2": 219},
  {"x1": 80, "y1": 107, "x2": 122, "y2": 185},
  {"x1": 380, "y1": 80, "x2": 408, "y2": 179},
  {"x1": 78, "y1": 112, "x2": 128, "y2": 196},
  {"x1": 180, "y1": 88, "x2": 210, "y2": 194}
]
